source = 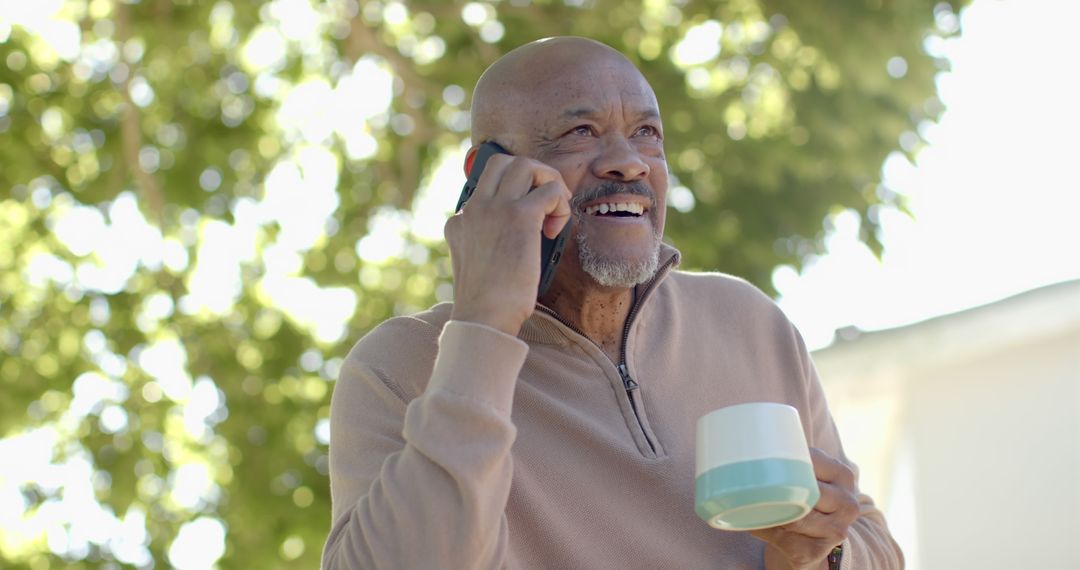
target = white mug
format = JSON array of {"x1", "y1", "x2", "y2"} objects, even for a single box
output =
[{"x1": 695, "y1": 402, "x2": 820, "y2": 530}]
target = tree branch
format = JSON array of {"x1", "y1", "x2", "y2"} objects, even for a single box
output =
[
  {"x1": 343, "y1": 19, "x2": 440, "y2": 209},
  {"x1": 344, "y1": 18, "x2": 440, "y2": 95},
  {"x1": 114, "y1": 0, "x2": 165, "y2": 224}
]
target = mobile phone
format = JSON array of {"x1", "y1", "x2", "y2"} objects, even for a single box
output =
[{"x1": 455, "y1": 141, "x2": 571, "y2": 297}]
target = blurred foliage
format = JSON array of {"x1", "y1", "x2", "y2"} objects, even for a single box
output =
[{"x1": 0, "y1": 0, "x2": 964, "y2": 568}]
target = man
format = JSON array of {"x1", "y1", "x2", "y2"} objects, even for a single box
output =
[{"x1": 323, "y1": 37, "x2": 902, "y2": 569}]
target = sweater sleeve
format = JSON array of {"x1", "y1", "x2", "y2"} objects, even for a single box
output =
[
  {"x1": 796, "y1": 326, "x2": 905, "y2": 570},
  {"x1": 322, "y1": 320, "x2": 529, "y2": 569}
]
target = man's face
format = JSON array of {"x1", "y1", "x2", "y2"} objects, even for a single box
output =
[{"x1": 513, "y1": 57, "x2": 668, "y2": 288}]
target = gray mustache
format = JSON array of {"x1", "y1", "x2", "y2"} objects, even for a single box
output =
[{"x1": 570, "y1": 181, "x2": 656, "y2": 213}]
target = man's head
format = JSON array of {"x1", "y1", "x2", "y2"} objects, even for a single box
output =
[{"x1": 468, "y1": 37, "x2": 668, "y2": 290}]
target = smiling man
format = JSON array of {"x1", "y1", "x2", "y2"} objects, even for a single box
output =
[{"x1": 322, "y1": 37, "x2": 902, "y2": 569}]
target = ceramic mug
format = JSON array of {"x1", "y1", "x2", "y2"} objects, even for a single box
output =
[{"x1": 695, "y1": 402, "x2": 820, "y2": 531}]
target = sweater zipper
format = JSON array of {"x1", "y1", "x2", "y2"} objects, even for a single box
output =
[
  {"x1": 535, "y1": 256, "x2": 677, "y2": 456},
  {"x1": 617, "y1": 363, "x2": 652, "y2": 454},
  {"x1": 614, "y1": 256, "x2": 675, "y2": 454}
]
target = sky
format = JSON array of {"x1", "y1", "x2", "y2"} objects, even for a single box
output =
[{"x1": 773, "y1": 0, "x2": 1080, "y2": 350}]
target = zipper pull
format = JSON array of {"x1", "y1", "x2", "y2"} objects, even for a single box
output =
[
  {"x1": 827, "y1": 545, "x2": 843, "y2": 570},
  {"x1": 618, "y1": 363, "x2": 639, "y2": 391}
]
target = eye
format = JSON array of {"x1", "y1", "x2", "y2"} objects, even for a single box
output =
[
  {"x1": 634, "y1": 125, "x2": 662, "y2": 139},
  {"x1": 568, "y1": 125, "x2": 594, "y2": 137}
]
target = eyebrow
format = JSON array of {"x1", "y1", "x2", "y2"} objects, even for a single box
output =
[
  {"x1": 560, "y1": 107, "x2": 599, "y2": 120},
  {"x1": 559, "y1": 106, "x2": 661, "y2": 121}
]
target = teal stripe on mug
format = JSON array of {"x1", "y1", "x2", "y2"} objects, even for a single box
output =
[{"x1": 695, "y1": 457, "x2": 820, "y2": 530}]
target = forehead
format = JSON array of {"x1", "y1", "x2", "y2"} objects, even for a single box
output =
[{"x1": 513, "y1": 59, "x2": 659, "y2": 124}]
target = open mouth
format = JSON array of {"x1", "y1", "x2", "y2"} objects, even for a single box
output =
[{"x1": 582, "y1": 202, "x2": 646, "y2": 218}]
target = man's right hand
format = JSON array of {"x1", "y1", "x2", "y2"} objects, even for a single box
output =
[{"x1": 444, "y1": 154, "x2": 572, "y2": 336}]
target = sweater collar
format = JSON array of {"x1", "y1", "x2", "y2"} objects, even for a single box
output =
[{"x1": 520, "y1": 243, "x2": 681, "y2": 346}]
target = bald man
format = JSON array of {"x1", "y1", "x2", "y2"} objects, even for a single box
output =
[{"x1": 323, "y1": 37, "x2": 902, "y2": 569}]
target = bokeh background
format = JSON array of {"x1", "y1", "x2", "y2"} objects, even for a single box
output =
[{"x1": 2, "y1": 0, "x2": 1077, "y2": 568}]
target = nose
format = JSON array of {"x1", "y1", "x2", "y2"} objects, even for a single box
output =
[{"x1": 591, "y1": 136, "x2": 650, "y2": 182}]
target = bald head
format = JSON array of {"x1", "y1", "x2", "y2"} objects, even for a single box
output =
[{"x1": 469, "y1": 37, "x2": 657, "y2": 149}]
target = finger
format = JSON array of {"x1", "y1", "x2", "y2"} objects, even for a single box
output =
[
  {"x1": 750, "y1": 510, "x2": 833, "y2": 543},
  {"x1": 779, "y1": 507, "x2": 851, "y2": 541},
  {"x1": 444, "y1": 212, "x2": 462, "y2": 242},
  {"x1": 811, "y1": 480, "x2": 857, "y2": 516},
  {"x1": 527, "y1": 160, "x2": 567, "y2": 190},
  {"x1": 497, "y1": 158, "x2": 568, "y2": 202},
  {"x1": 477, "y1": 156, "x2": 566, "y2": 202},
  {"x1": 493, "y1": 157, "x2": 544, "y2": 201},
  {"x1": 809, "y1": 448, "x2": 855, "y2": 490},
  {"x1": 753, "y1": 515, "x2": 848, "y2": 558},
  {"x1": 751, "y1": 525, "x2": 840, "y2": 563},
  {"x1": 522, "y1": 180, "x2": 572, "y2": 238},
  {"x1": 760, "y1": 536, "x2": 841, "y2": 570},
  {"x1": 473, "y1": 153, "x2": 515, "y2": 200},
  {"x1": 749, "y1": 526, "x2": 784, "y2": 544},
  {"x1": 766, "y1": 485, "x2": 857, "y2": 544}
]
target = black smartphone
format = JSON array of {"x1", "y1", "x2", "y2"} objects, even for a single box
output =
[{"x1": 455, "y1": 141, "x2": 571, "y2": 297}]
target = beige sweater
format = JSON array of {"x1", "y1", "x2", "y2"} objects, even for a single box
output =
[{"x1": 323, "y1": 247, "x2": 902, "y2": 569}]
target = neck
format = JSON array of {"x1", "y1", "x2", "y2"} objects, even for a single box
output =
[{"x1": 540, "y1": 267, "x2": 635, "y2": 362}]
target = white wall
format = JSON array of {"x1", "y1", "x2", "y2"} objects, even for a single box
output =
[{"x1": 812, "y1": 280, "x2": 1080, "y2": 569}]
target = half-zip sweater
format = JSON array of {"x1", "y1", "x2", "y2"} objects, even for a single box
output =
[{"x1": 323, "y1": 244, "x2": 902, "y2": 569}]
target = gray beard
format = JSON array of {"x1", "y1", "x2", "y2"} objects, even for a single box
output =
[{"x1": 575, "y1": 227, "x2": 662, "y2": 288}]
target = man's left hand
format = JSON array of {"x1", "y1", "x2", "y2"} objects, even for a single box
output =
[{"x1": 750, "y1": 448, "x2": 859, "y2": 570}]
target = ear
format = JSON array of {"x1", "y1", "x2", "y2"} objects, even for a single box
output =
[{"x1": 464, "y1": 146, "x2": 480, "y2": 177}]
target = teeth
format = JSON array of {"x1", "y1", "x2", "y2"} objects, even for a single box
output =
[{"x1": 584, "y1": 202, "x2": 645, "y2": 216}]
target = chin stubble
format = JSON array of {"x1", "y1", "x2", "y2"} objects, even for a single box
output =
[
  {"x1": 576, "y1": 230, "x2": 661, "y2": 288},
  {"x1": 574, "y1": 216, "x2": 662, "y2": 289}
]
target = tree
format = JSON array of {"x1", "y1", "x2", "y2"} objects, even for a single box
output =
[{"x1": 0, "y1": 0, "x2": 964, "y2": 567}]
